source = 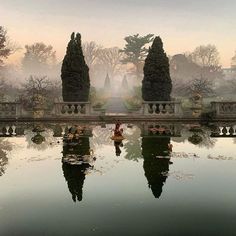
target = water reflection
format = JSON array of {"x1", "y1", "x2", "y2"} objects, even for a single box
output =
[
  {"x1": 62, "y1": 136, "x2": 94, "y2": 202},
  {"x1": 123, "y1": 126, "x2": 142, "y2": 161},
  {"x1": 142, "y1": 137, "x2": 172, "y2": 198},
  {"x1": 185, "y1": 125, "x2": 216, "y2": 148},
  {"x1": 0, "y1": 139, "x2": 12, "y2": 176},
  {"x1": 114, "y1": 141, "x2": 123, "y2": 156},
  {"x1": 25, "y1": 129, "x2": 59, "y2": 150},
  {"x1": 62, "y1": 163, "x2": 92, "y2": 202}
]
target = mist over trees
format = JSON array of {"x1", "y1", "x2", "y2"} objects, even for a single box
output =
[
  {"x1": 190, "y1": 44, "x2": 223, "y2": 81},
  {"x1": 191, "y1": 44, "x2": 220, "y2": 68},
  {"x1": 82, "y1": 43, "x2": 124, "y2": 87},
  {"x1": 170, "y1": 44, "x2": 225, "y2": 97},
  {"x1": 0, "y1": 26, "x2": 11, "y2": 68},
  {"x1": 121, "y1": 75, "x2": 128, "y2": 90},
  {"x1": 0, "y1": 24, "x2": 236, "y2": 103},
  {"x1": 231, "y1": 51, "x2": 236, "y2": 70},
  {"x1": 103, "y1": 73, "x2": 111, "y2": 90},
  {"x1": 0, "y1": 26, "x2": 21, "y2": 101},
  {"x1": 98, "y1": 47, "x2": 123, "y2": 78},
  {"x1": 22, "y1": 42, "x2": 57, "y2": 77}
]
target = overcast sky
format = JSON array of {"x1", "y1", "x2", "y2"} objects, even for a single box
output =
[{"x1": 1, "y1": 0, "x2": 235, "y2": 67}]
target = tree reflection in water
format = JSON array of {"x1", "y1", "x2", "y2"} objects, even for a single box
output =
[
  {"x1": 0, "y1": 139, "x2": 12, "y2": 176},
  {"x1": 62, "y1": 163, "x2": 92, "y2": 202},
  {"x1": 62, "y1": 136, "x2": 93, "y2": 202},
  {"x1": 142, "y1": 137, "x2": 171, "y2": 198},
  {"x1": 123, "y1": 126, "x2": 142, "y2": 161},
  {"x1": 0, "y1": 150, "x2": 8, "y2": 176}
]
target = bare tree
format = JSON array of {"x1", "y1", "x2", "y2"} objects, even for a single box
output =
[
  {"x1": 22, "y1": 42, "x2": 56, "y2": 76},
  {"x1": 19, "y1": 76, "x2": 61, "y2": 109},
  {"x1": 82, "y1": 41, "x2": 102, "y2": 68},
  {"x1": 191, "y1": 44, "x2": 220, "y2": 68},
  {"x1": 190, "y1": 44, "x2": 223, "y2": 82},
  {"x1": 187, "y1": 76, "x2": 214, "y2": 96},
  {"x1": 98, "y1": 47, "x2": 123, "y2": 78},
  {"x1": 23, "y1": 75, "x2": 52, "y2": 97}
]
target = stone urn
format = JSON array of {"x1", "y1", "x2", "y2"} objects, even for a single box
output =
[
  {"x1": 190, "y1": 93, "x2": 203, "y2": 118},
  {"x1": 31, "y1": 133, "x2": 45, "y2": 145},
  {"x1": 32, "y1": 94, "x2": 46, "y2": 118},
  {"x1": 188, "y1": 133, "x2": 203, "y2": 145}
]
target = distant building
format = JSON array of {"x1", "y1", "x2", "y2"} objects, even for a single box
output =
[{"x1": 222, "y1": 68, "x2": 236, "y2": 80}]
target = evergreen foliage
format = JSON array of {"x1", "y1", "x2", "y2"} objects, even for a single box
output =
[
  {"x1": 142, "y1": 36, "x2": 172, "y2": 101},
  {"x1": 121, "y1": 34, "x2": 154, "y2": 80},
  {"x1": 61, "y1": 32, "x2": 90, "y2": 101}
]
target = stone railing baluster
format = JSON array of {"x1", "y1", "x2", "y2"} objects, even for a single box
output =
[
  {"x1": 142, "y1": 101, "x2": 182, "y2": 117},
  {"x1": 211, "y1": 102, "x2": 236, "y2": 118},
  {"x1": 53, "y1": 102, "x2": 91, "y2": 117}
]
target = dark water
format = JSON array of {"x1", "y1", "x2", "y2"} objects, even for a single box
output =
[{"x1": 0, "y1": 122, "x2": 236, "y2": 236}]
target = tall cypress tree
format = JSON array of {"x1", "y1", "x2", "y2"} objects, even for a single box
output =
[
  {"x1": 61, "y1": 32, "x2": 90, "y2": 102},
  {"x1": 142, "y1": 36, "x2": 172, "y2": 101}
]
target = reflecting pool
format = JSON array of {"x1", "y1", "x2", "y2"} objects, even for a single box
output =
[{"x1": 0, "y1": 122, "x2": 236, "y2": 236}]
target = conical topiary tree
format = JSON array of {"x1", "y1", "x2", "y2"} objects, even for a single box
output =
[
  {"x1": 142, "y1": 36, "x2": 172, "y2": 101},
  {"x1": 121, "y1": 75, "x2": 129, "y2": 90},
  {"x1": 104, "y1": 73, "x2": 111, "y2": 90},
  {"x1": 61, "y1": 32, "x2": 90, "y2": 101}
]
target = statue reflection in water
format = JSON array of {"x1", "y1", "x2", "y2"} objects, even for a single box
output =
[
  {"x1": 142, "y1": 137, "x2": 172, "y2": 198},
  {"x1": 111, "y1": 121, "x2": 124, "y2": 156},
  {"x1": 114, "y1": 141, "x2": 123, "y2": 156},
  {"x1": 62, "y1": 130, "x2": 95, "y2": 202}
]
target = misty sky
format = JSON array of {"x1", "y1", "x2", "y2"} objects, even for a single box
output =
[{"x1": 1, "y1": 0, "x2": 235, "y2": 67}]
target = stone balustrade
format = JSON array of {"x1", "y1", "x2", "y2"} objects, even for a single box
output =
[
  {"x1": 211, "y1": 124, "x2": 236, "y2": 137},
  {"x1": 0, "y1": 102, "x2": 21, "y2": 118},
  {"x1": 1, "y1": 100, "x2": 236, "y2": 120},
  {"x1": 53, "y1": 102, "x2": 91, "y2": 116},
  {"x1": 140, "y1": 122, "x2": 182, "y2": 137},
  {"x1": 211, "y1": 102, "x2": 236, "y2": 118},
  {"x1": 142, "y1": 101, "x2": 182, "y2": 117}
]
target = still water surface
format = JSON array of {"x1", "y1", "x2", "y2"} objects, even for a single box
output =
[{"x1": 0, "y1": 123, "x2": 236, "y2": 236}]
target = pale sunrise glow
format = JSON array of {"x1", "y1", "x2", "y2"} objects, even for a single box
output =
[{"x1": 1, "y1": 0, "x2": 235, "y2": 67}]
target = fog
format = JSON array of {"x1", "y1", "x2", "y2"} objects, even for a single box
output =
[
  {"x1": 1, "y1": 34, "x2": 236, "y2": 105},
  {"x1": 0, "y1": 0, "x2": 236, "y2": 104}
]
